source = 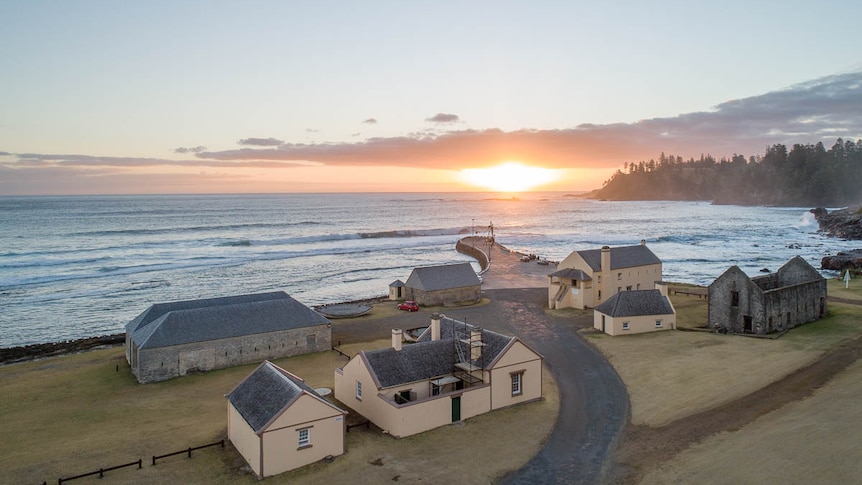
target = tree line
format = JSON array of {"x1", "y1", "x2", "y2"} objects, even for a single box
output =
[{"x1": 592, "y1": 139, "x2": 862, "y2": 206}]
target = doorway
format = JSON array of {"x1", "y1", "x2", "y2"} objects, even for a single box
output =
[{"x1": 451, "y1": 396, "x2": 461, "y2": 422}]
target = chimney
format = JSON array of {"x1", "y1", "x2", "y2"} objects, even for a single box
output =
[
  {"x1": 430, "y1": 313, "x2": 441, "y2": 341},
  {"x1": 392, "y1": 329, "x2": 403, "y2": 351},
  {"x1": 641, "y1": 239, "x2": 646, "y2": 246},
  {"x1": 601, "y1": 245, "x2": 611, "y2": 277},
  {"x1": 470, "y1": 327, "x2": 483, "y2": 361}
]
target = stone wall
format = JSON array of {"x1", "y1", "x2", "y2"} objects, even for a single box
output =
[
  {"x1": 709, "y1": 268, "x2": 826, "y2": 334},
  {"x1": 133, "y1": 325, "x2": 331, "y2": 383},
  {"x1": 407, "y1": 286, "x2": 481, "y2": 307}
]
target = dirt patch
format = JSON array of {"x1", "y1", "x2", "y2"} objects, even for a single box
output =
[{"x1": 610, "y1": 334, "x2": 862, "y2": 484}]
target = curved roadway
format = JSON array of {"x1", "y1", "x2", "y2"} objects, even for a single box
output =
[{"x1": 333, "y1": 240, "x2": 629, "y2": 483}]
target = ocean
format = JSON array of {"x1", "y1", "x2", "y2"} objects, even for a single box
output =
[{"x1": 1, "y1": 193, "x2": 857, "y2": 348}]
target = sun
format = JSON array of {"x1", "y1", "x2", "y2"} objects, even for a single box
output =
[{"x1": 458, "y1": 162, "x2": 560, "y2": 192}]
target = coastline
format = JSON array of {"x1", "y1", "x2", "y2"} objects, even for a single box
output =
[{"x1": 0, "y1": 236, "x2": 541, "y2": 365}]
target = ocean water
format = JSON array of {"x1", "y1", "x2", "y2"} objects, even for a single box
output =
[{"x1": 1, "y1": 193, "x2": 857, "y2": 348}]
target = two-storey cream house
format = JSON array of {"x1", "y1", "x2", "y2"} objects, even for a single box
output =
[{"x1": 548, "y1": 241, "x2": 662, "y2": 309}]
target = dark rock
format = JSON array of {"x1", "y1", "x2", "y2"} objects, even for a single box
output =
[
  {"x1": 812, "y1": 207, "x2": 862, "y2": 240},
  {"x1": 0, "y1": 334, "x2": 125, "y2": 365},
  {"x1": 821, "y1": 249, "x2": 862, "y2": 271}
]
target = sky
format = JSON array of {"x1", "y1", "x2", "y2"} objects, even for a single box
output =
[{"x1": 1, "y1": 1, "x2": 861, "y2": 195}]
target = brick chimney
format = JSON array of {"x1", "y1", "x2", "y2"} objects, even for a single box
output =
[
  {"x1": 470, "y1": 327, "x2": 483, "y2": 361},
  {"x1": 392, "y1": 328, "x2": 403, "y2": 351}
]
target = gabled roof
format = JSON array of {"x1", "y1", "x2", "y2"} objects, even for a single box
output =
[
  {"x1": 576, "y1": 244, "x2": 661, "y2": 271},
  {"x1": 362, "y1": 317, "x2": 516, "y2": 389},
  {"x1": 226, "y1": 361, "x2": 345, "y2": 434},
  {"x1": 126, "y1": 291, "x2": 329, "y2": 349},
  {"x1": 404, "y1": 262, "x2": 481, "y2": 291},
  {"x1": 549, "y1": 267, "x2": 592, "y2": 281},
  {"x1": 594, "y1": 289, "x2": 674, "y2": 317},
  {"x1": 389, "y1": 279, "x2": 406, "y2": 287}
]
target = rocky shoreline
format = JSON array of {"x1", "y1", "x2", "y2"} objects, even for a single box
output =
[
  {"x1": 0, "y1": 334, "x2": 125, "y2": 366},
  {"x1": 811, "y1": 207, "x2": 862, "y2": 272}
]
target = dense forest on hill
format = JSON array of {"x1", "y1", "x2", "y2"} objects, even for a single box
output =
[{"x1": 592, "y1": 139, "x2": 862, "y2": 206}]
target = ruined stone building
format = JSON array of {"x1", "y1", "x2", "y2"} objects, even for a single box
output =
[{"x1": 708, "y1": 256, "x2": 827, "y2": 334}]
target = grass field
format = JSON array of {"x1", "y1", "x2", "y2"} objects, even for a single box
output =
[
  {"x1": 594, "y1": 277, "x2": 862, "y2": 483},
  {"x1": 590, "y1": 279, "x2": 862, "y2": 427},
  {"x1": 0, "y1": 338, "x2": 558, "y2": 484}
]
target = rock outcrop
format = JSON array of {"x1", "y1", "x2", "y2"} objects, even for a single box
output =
[
  {"x1": 811, "y1": 207, "x2": 862, "y2": 240},
  {"x1": 821, "y1": 249, "x2": 862, "y2": 271}
]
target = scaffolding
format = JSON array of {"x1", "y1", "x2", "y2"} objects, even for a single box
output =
[{"x1": 453, "y1": 320, "x2": 484, "y2": 387}]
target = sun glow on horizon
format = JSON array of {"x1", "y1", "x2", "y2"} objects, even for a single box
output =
[{"x1": 458, "y1": 162, "x2": 560, "y2": 192}]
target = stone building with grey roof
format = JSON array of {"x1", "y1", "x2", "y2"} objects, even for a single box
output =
[
  {"x1": 125, "y1": 291, "x2": 331, "y2": 383},
  {"x1": 403, "y1": 262, "x2": 481, "y2": 306},
  {"x1": 334, "y1": 313, "x2": 543, "y2": 438},
  {"x1": 593, "y1": 282, "x2": 676, "y2": 335},
  {"x1": 549, "y1": 240, "x2": 662, "y2": 310},
  {"x1": 708, "y1": 256, "x2": 826, "y2": 334},
  {"x1": 226, "y1": 361, "x2": 346, "y2": 478}
]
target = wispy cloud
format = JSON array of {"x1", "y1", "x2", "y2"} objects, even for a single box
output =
[
  {"x1": 237, "y1": 137, "x2": 284, "y2": 147},
  {"x1": 173, "y1": 146, "x2": 207, "y2": 154},
  {"x1": 2, "y1": 70, "x2": 859, "y2": 195},
  {"x1": 426, "y1": 113, "x2": 460, "y2": 123},
  {"x1": 363, "y1": 118, "x2": 378, "y2": 124},
  {"x1": 194, "y1": 71, "x2": 861, "y2": 169}
]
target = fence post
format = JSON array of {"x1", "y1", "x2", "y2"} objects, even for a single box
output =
[{"x1": 187, "y1": 447, "x2": 192, "y2": 458}]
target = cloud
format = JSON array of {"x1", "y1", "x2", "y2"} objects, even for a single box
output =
[
  {"x1": 195, "y1": 71, "x2": 861, "y2": 169},
  {"x1": 363, "y1": 118, "x2": 378, "y2": 124},
  {"x1": 173, "y1": 146, "x2": 207, "y2": 154},
  {"x1": 237, "y1": 137, "x2": 284, "y2": 147},
  {"x1": 3, "y1": 70, "x2": 859, "y2": 195},
  {"x1": 305, "y1": 128, "x2": 319, "y2": 133},
  {"x1": 0, "y1": 151, "x2": 10, "y2": 156},
  {"x1": 426, "y1": 113, "x2": 460, "y2": 123}
]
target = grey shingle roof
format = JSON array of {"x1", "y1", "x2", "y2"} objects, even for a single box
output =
[
  {"x1": 404, "y1": 263, "x2": 480, "y2": 291},
  {"x1": 226, "y1": 361, "x2": 344, "y2": 434},
  {"x1": 364, "y1": 317, "x2": 514, "y2": 388},
  {"x1": 594, "y1": 289, "x2": 674, "y2": 317},
  {"x1": 389, "y1": 280, "x2": 405, "y2": 287},
  {"x1": 549, "y1": 268, "x2": 592, "y2": 281},
  {"x1": 576, "y1": 244, "x2": 661, "y2": 271},
  {"x1": 126, "y1": 291, "x2": 329, "y2": 349}
]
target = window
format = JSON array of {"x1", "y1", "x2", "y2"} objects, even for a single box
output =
[
  {"x1": 355, "y1": 380, "x2": 362, "y2": 400},
  {"x1": 511, "y1": 372, "x2": 524, "y2": 396},
  {"x1": 617, "y1": 272, "x2": 622, "y2": 280},
  {"x1": 655, "y1": 319, "x2": 663, "y2": 328},
  {"x1": 622, "y1": 322, "x2": 630, "y2": 330},
  {"x1": 598, "y1": 290, "x2": 602, "y2": 300},
  {"x1": 626, "y1": 286, "x2": 632, "y2": 291},
  {"x1": 298, "y1": 428, "x2": 310, "y2": 448},
  {"x1": 731, "y1": 290, "x2": 739, "y2": 307}
]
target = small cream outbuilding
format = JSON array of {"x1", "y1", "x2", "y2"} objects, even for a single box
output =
[
  {"x1": 334, "y1": 314, "x2": 543, "y2": 438},
  {"x1": 226, "y1": 361, "x2": 347, "y2": 478},
  {"x1": 593, "y1": 283, "x2": 676, "y2": 335}
]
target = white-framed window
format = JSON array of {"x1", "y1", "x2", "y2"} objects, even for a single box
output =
[
  {"x1": 622, "y1": 322, "x2": 630, "y2": 330},
  {"x1": 355, "y1": 380, "x2": 362, "y2": 400},
  {"x1": 298, "y1": 428, "x2": 310, "y2": 448},
  {"x1": 655, "y1": 319, "x2": 663, "y2": 328},
  {"x1": 511, "y1": 372, "x2": 524, "y2": 396}
]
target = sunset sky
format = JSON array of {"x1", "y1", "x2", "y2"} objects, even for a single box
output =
[{"x1": 1, "y1": 1, "x2": 860, "y2": 195}]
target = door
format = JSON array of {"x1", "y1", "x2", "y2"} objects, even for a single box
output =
[
  {"x1": 601, "y1": 315, "x2": 606, "y2": 333},
  {"x1": 451, "y1": 396, "x2": 461, "y2": 422}
]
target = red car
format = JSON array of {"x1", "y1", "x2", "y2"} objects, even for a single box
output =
[{"x1": 397, "y1": 300, "x2": 419, "y2": 312}]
